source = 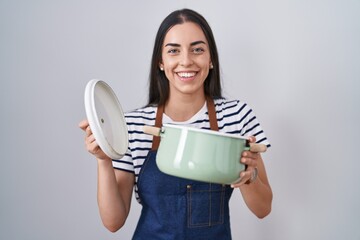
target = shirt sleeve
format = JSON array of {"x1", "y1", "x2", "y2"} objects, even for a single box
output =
[
  {"x1": 239, "y1": 102, "x2": 271, "y2": 148},
  {"x1": 112, "y1": 147, "x2": 135, "y2": 173},
  {"x1": 111, "y1": 114, "x2": 135, "y2": 173}
]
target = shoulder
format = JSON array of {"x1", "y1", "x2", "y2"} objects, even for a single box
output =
[
  {"x1": 214, "y1": 98, "x2": 258, "y2": 133},
  {"x1": 213, "y1": 98, "x2": 251, "y2": 115},
  {"x1": 214, "y1": 98, "x2": 271, "y2": 147}
]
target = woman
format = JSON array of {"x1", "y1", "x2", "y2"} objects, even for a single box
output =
[{"x1": 79, "y1": 8, "x2": 272, "y2": 239}]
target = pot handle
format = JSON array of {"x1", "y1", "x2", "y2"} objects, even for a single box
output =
[
  {"x1": 249, "y1": 143, "x2": 267, "y2": 153},
  {"x1": 143, "y1": 126, "x2": 161, "y2": 136}
]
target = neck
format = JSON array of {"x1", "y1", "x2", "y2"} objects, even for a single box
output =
[{"x1": 165, "y1": 92, "x2": 206, "y2": 122}]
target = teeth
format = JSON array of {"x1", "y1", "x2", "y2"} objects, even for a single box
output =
[{"x1": 178, "y1": 72, "x2": 195, "y2": 78}]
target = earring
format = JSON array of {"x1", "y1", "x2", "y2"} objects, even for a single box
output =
[
  {"x1": 160, "y1": 67, "x2": 164, "y2": 71},
  {"x1": 210, "y1": 63, "x2": 213, "y2": 69}
]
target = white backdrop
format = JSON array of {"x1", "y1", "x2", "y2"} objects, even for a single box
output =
[{"x1": 1, "y1": 0, "x2": 359, "y2": 239}]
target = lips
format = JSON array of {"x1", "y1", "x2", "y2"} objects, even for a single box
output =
[{"x1": 176, "y1": 71, "x2": 197, "y2": 81}]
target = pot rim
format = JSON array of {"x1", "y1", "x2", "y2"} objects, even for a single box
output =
[{"x1": 163, "y1": 123, "x2": 249, "y2": 140}]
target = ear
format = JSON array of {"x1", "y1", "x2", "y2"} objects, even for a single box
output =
[{"x1": 159, "y1": 62, "x2": 164, "y2": 71}]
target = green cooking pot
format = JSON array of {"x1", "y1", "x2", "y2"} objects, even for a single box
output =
[{"x1": 144, "y1": 124, "x2": 267, "y2": 185}]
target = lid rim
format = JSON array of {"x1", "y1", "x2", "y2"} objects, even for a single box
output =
[{"x1": 84, "y1": 79, "x2": 128, "y2": 159}]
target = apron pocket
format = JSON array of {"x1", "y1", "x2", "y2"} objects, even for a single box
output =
[{"x1": 186, "y1": 183, "x2": 226, "y2": 228}]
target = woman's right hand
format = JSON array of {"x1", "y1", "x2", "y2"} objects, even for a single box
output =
[{"x1": 79, "y1": 119, "x2": 111, "y2": 161}]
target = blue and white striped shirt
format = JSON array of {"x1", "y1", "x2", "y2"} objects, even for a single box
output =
[{"x1": 112, "y1": 98, "x2": 271, "y2": 202}]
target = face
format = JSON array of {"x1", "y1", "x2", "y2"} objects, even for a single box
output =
[{"x1": 160, "y1": 22, "x2": 212, "y2": 99}]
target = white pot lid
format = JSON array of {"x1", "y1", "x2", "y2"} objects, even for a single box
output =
[{"x1": 84, "y1": 79, "x2": 128, "y2": 159}]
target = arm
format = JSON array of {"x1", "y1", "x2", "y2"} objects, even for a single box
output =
[
  {"x1": 231, "y1": 137, "x2": 273, "y2": 218},
  {"x1": 97, "y1": 160, "x2": 134, "y2": 232},
  {"x1": 79, "y1": 120, "x2": 134, "y2": 232}
]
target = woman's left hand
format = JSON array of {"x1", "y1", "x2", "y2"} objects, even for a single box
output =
[{"x1": 231, "y1": 136, "x2": 260, "y2": 188}]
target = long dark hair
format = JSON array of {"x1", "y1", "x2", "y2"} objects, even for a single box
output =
[{"x1": 147, "y1": 9, "x2": 222, "y2": 106}]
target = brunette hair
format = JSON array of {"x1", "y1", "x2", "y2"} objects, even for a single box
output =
[{"x1": 147, "y1": 9, "x2": 222, "y2": 106}]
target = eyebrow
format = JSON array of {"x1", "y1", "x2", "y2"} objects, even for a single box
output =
[{"x1": 164, "y1": 40, "x2": 206, "y2": 47}]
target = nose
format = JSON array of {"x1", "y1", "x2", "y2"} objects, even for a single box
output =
[{"x1": 179, "y1": 51, "x2": 193, "y2": 67}]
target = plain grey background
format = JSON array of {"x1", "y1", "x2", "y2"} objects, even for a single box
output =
[{"x1": 1, "y1": 0, "x2": 359, "y2": 239}]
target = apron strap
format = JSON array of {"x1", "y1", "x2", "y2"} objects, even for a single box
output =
[
  {"x1": 206, "y1": 96, "x2": 219, "y2": 132},
  {"x1": 151, "y1": 97, "x2": 218, "y2": 150},
  {"x1": 151, "y1": 104, "x2": 164, "y2": 150}
]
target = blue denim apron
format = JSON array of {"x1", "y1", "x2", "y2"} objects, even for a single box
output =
[{"x1": 133, "y1": 98, "x2": 234, "y2": 240}]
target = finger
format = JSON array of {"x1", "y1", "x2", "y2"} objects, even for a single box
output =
[
  {"x1": 79, "y1": 119, "x2": 89, "y2": 130},
  {"x1": 87, "y1": 139, "x2": 100, "y2": 153},
  {"x1": 85, "y1": 125, "x2": 93, "y2": 137},
  {"x1": 241, "y1": 150, "x2": 260, "y2": 165},
  {"x1": 242, "y1": 150, "x2": 259, "y2": 159},
  {"x1": 248, "y1": 136, "x2": 256, "y2": 143},
  {"x1": 85, "y1": 134, "x2": 96, "y2": 145},
  {"x1": 241, "y1": 156, "x2": 251, "y2": 166},
  {"x1": 241, "y1": 157, "x2": 258, "y2": 169},
  {"x1": 231, "y1": 170, "x2": 251, "y2": 188}
]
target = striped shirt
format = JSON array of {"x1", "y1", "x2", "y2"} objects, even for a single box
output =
[{"x1": 112, "y1": 98, "x2": 271, "y2": 202}]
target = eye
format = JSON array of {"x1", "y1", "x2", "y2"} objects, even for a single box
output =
[
  {"x1": 167, "y1": 48, "x2": 179, "y2": 54},
  {"x1": 192, "y1": 47, "x2": 205, "y2": 54}
]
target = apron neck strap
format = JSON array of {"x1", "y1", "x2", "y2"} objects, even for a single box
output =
[
  {"x1": 151, "y1": 104, "x2": 164, "y2": 150},
  {"x1": 151, "y1": 97, "x2": 218, "y2": 150},
  {"x1": 206, "y1": 96, "x2": 219, "y2": 132}
]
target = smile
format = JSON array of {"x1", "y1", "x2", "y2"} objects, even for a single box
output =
[{"x1": 177, "y1": 72, "x2": 196, "y2": 78}]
